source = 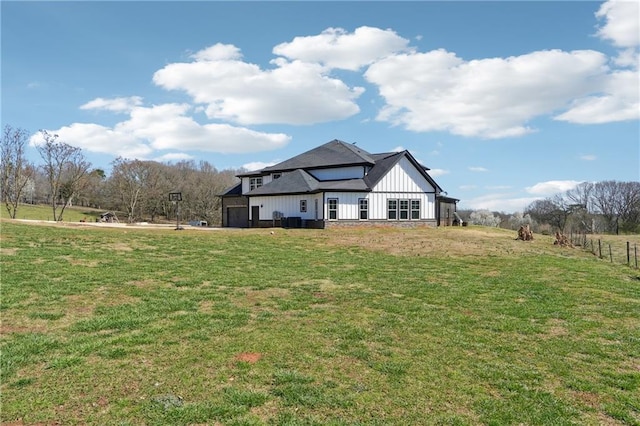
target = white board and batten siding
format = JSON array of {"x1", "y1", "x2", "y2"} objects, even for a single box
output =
[
  {"x1": 250, "y1": 194, "x2": 323, "y2": 221},
  {"x1": 324, "y1": 157, "x2": 437, "y2": 221}
]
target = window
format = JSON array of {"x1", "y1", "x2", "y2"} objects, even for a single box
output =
[
  {"x1": 399, "y1": 200, "x2": 409, "y2": 220},
  {"x1": 249, "y1": 177, "x2": 263, "y2": 191},
  {"x1": 359, "y1": 198, "x2": 368, "y2": 220},
  {"x1": 328, "y1": 198, "x2": 338, "y2": 220},
  {"x1": 387, "y1": 199, "x2": 397, "y2": 220},
  {"x1": 388, "y1": 198, "x2": 421, "y2": 220},
  {"x1": 300, "y1": 199, "x2": 307, "y2": 213},
  {"x1": 272, "y1": 173, "x2": 281, "y2": 180},
  {"x1": 411, "y1": 200, "x2": 421, "y2": 220}
]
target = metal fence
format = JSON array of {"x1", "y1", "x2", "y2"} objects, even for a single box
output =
[{"x1": 569, "y1": 231, "x2": 639, "y2": 269}]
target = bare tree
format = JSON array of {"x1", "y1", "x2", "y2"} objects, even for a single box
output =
[
  {"x1": 1, "y1": 125, "x2": 35, "y2": 218},
  {"x1": 35, "y1": 130, "x2": 92, "y2": 221},
  {"x1": 525, "y1": 195, "x2": 571, "y2": 232},
  {"x1": 109, "y1": 158, "x2": 151, "y2": 223},
  {"x1": 597, "y1": 181, "x2": 640, "y2": 234}
]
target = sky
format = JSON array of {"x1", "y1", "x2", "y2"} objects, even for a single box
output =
[{"x1": 2, "y1": 0, "x2": 639, "y2": 212}]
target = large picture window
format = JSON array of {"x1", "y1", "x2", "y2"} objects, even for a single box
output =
[
  {"x1": 359, "y1": 198, "x2": 368, "y2": 220},
  {"x1": 327, "y1": 198, "x2": 338, "y2": 220},
  {"x1": 388, "y1": 198, "x2": 421, "y2": 221}
]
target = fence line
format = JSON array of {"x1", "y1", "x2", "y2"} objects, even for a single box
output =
[{"x1": 569, "y1": 231, "x2": 639, "y2": 269}]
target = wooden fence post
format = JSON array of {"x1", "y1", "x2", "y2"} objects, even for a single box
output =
[
  {"x1": 627, "y1": 241, "x2": 631, "y2": 266},
  {"x1": 598, "y1": 239, "x2": 602, "y2": 259},
  {"x1": 609, "y1": 244, "x2": 613, "y2": 263}
]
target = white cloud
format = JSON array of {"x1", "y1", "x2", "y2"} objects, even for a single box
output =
[
  {"x1": 595, "y1": 0, "x2": 640, "y2": 48},
  {"x1": 469, "y1": 166, "x2": 488, "y2": 172},
  {"x1": 554, "y1": 69, "x2": 639, "y2": 123},
  {"x1": 462, "y1": 193, "x2": 540, "y2": 213},
  {"x1": 365, "y1": 48, "x2": 611, "y2": 138},
  {"x1": 427, "y1": 169, "x2": 450, "y2": 177},
  {"x1": 580, "y1": 154, "x2": 597, "y2": 161},
  {"x1": 273, "y1": 26, "x2": 412, "y2": 71},
  {"x1": 242, "y1": 161, "x2": 277, "y2": 172},
  {"x1": 29, "y1": 122, "x2": 154, "y2": 159},
  {"x1": 391, "y1": 145, "x2": 405, "y2": 152},
  {"x1": 31, "y1": 102, "x2": 291, "y2": 159},
  {"x1": 80, "y1": 96, "x2": 143, "y2": 113},
  {"x1": 155, "y1": 153, "x2": 194, "y2": 162},
  {"x1": 525, "y1": 180, "x2": 582, "y2": 195},
  {"x1": 427, "y1": 168, "x2": 449, "y2": 177},
  {"x1": 153, "y1": 42, "x2": 364, "y2": 126}
]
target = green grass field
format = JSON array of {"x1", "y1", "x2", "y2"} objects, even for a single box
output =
[
  {"x1": 0, "y1": 203, "x2": 104, "y2": 222},
  {"x1": 1, "y1": 221, "x2": 639, "y2": 425}
]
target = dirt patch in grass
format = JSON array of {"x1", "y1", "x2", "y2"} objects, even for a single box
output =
[
  {"x1": 234, "y1": 352, "x2": 262, "y2": 364},
  {"x1": 0, "y1": 247, "x2": 18, "y2": 256},
  {"x1": 235, "y1": 288, "x2": 290, "y2": 308}
]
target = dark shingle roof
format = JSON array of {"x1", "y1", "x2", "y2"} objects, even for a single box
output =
[
  {"x1": 246, "y1": 170, "x2": 320, "y2": 195},
  {"x1": 259, "y1": 139, "x2": 376, "y2": 173},
  {"x1": 239, "y1": 139, "x2": 443, "y2": 196},
  {"x1": 220, "y1": 182, "x2": 242, "y2": 196}
]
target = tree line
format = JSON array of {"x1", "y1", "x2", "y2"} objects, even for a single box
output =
[
  {"x1": 1, "y1": 125, "x2": 240, "y2": 224},
  {"x1": 3, "y1": 124, "x2": 638, "y2": 232},
  {"x1": 460, "y1": 180, "x2": 640, "y2": 235}
]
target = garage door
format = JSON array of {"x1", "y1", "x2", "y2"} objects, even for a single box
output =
[{"x1": 227, "y1": 206, "x2": 248, "y2": 228}]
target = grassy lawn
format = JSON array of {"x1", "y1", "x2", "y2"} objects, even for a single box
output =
[
  {"x1": 1, "y1": 221, "x2": 639, "y2": 425},
  {"x1": 0, "y1": 204, "x2": 104, "y2": 222}
]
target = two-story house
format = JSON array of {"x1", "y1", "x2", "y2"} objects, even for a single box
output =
[{"x1": 221, "y1": 139, "x2": 458, "y2": 228}]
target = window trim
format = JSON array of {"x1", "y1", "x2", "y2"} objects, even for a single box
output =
[
  {"x1": 359, "y1": 198, "x2": 368, "y2": 220},
  {"x1": 411, "y1": 199, "x2": 421, "y2": 220},
  {"x1": 387, "y1": 199, "x2": 398, "y2": 220},
  {"x1": 327, "y1": 198, "x2": 338, "y2": 220},
  {"x1": 249, "y1": 177, "x2": 263, "y2": 191},
  {"x1": 388, "y1": 198, "x2": 421, "y2": 221},
  {"x1": 399, "y1": 199, "x2": 409, "y2": 220}
]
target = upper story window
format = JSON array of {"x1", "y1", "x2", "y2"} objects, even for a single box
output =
[
  {"x1": 250, "y1": 177, "x2": 263, "y2": 191},
  {"x1": 272, "y1": 173, "x2": 281, "y2": 180}
]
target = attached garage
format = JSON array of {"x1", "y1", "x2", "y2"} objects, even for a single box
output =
[
  {"x1": 220, "y1": 183, "x2": 249, "y2": 228},
  {"x1": 226, "y1": 206, "x2": 248, "y2": 228}
]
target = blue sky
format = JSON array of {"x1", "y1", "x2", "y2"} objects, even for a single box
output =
[{"x1": 2, "y1": 1, "x2": 638, "y2": 212}]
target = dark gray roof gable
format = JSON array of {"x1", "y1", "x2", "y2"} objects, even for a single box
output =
[
  {"x1": 246, "y1": 169, "x2": 320, "y2": 196},
  {"x1": 239, "y1": 140, "x2": 375, "y2": 177},
  {"x1": 238, "y1": 139, "x2": 443, "y2": 195}
]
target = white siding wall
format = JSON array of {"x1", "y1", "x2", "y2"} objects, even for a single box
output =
[
  {"x1": 372, "y1": 157, "x2": 435, "y2": 193},
  {"x1": 250, "y1": 194, "x2": 324, "y2": 220},
  {"x1": 241, "y1": 175, "x2": 273, "y2": 195},
  {"x1": 308, "y1": 166, "x2": 365, "y2": 181},
  {"x1": 323, "y1": 192, "x2": 364, "y2": 220},
  {"x1": 322, "y1": 192, "x2": 435, "y2": 221}
]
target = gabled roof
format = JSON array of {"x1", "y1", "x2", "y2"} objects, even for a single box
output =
[
  {"x1": 247, "y1": 170, "x2": 370, "y2": 196},
  {"x1": 220, "y1": 182, "x2": 242, "y2": 196},
  {"x1": 239, "y1": 140, "x2": 376, "y2": 177},
  {"x1": 247, "y1": 169, "x2": 320, "y2": 196},
  {"x1": 239, "y1": 139, "x2": 444, "y2": 196}
]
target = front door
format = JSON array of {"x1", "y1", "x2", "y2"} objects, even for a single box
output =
[{"x1": 251, "y1": 205, "x2": 260, "y2": 227}]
